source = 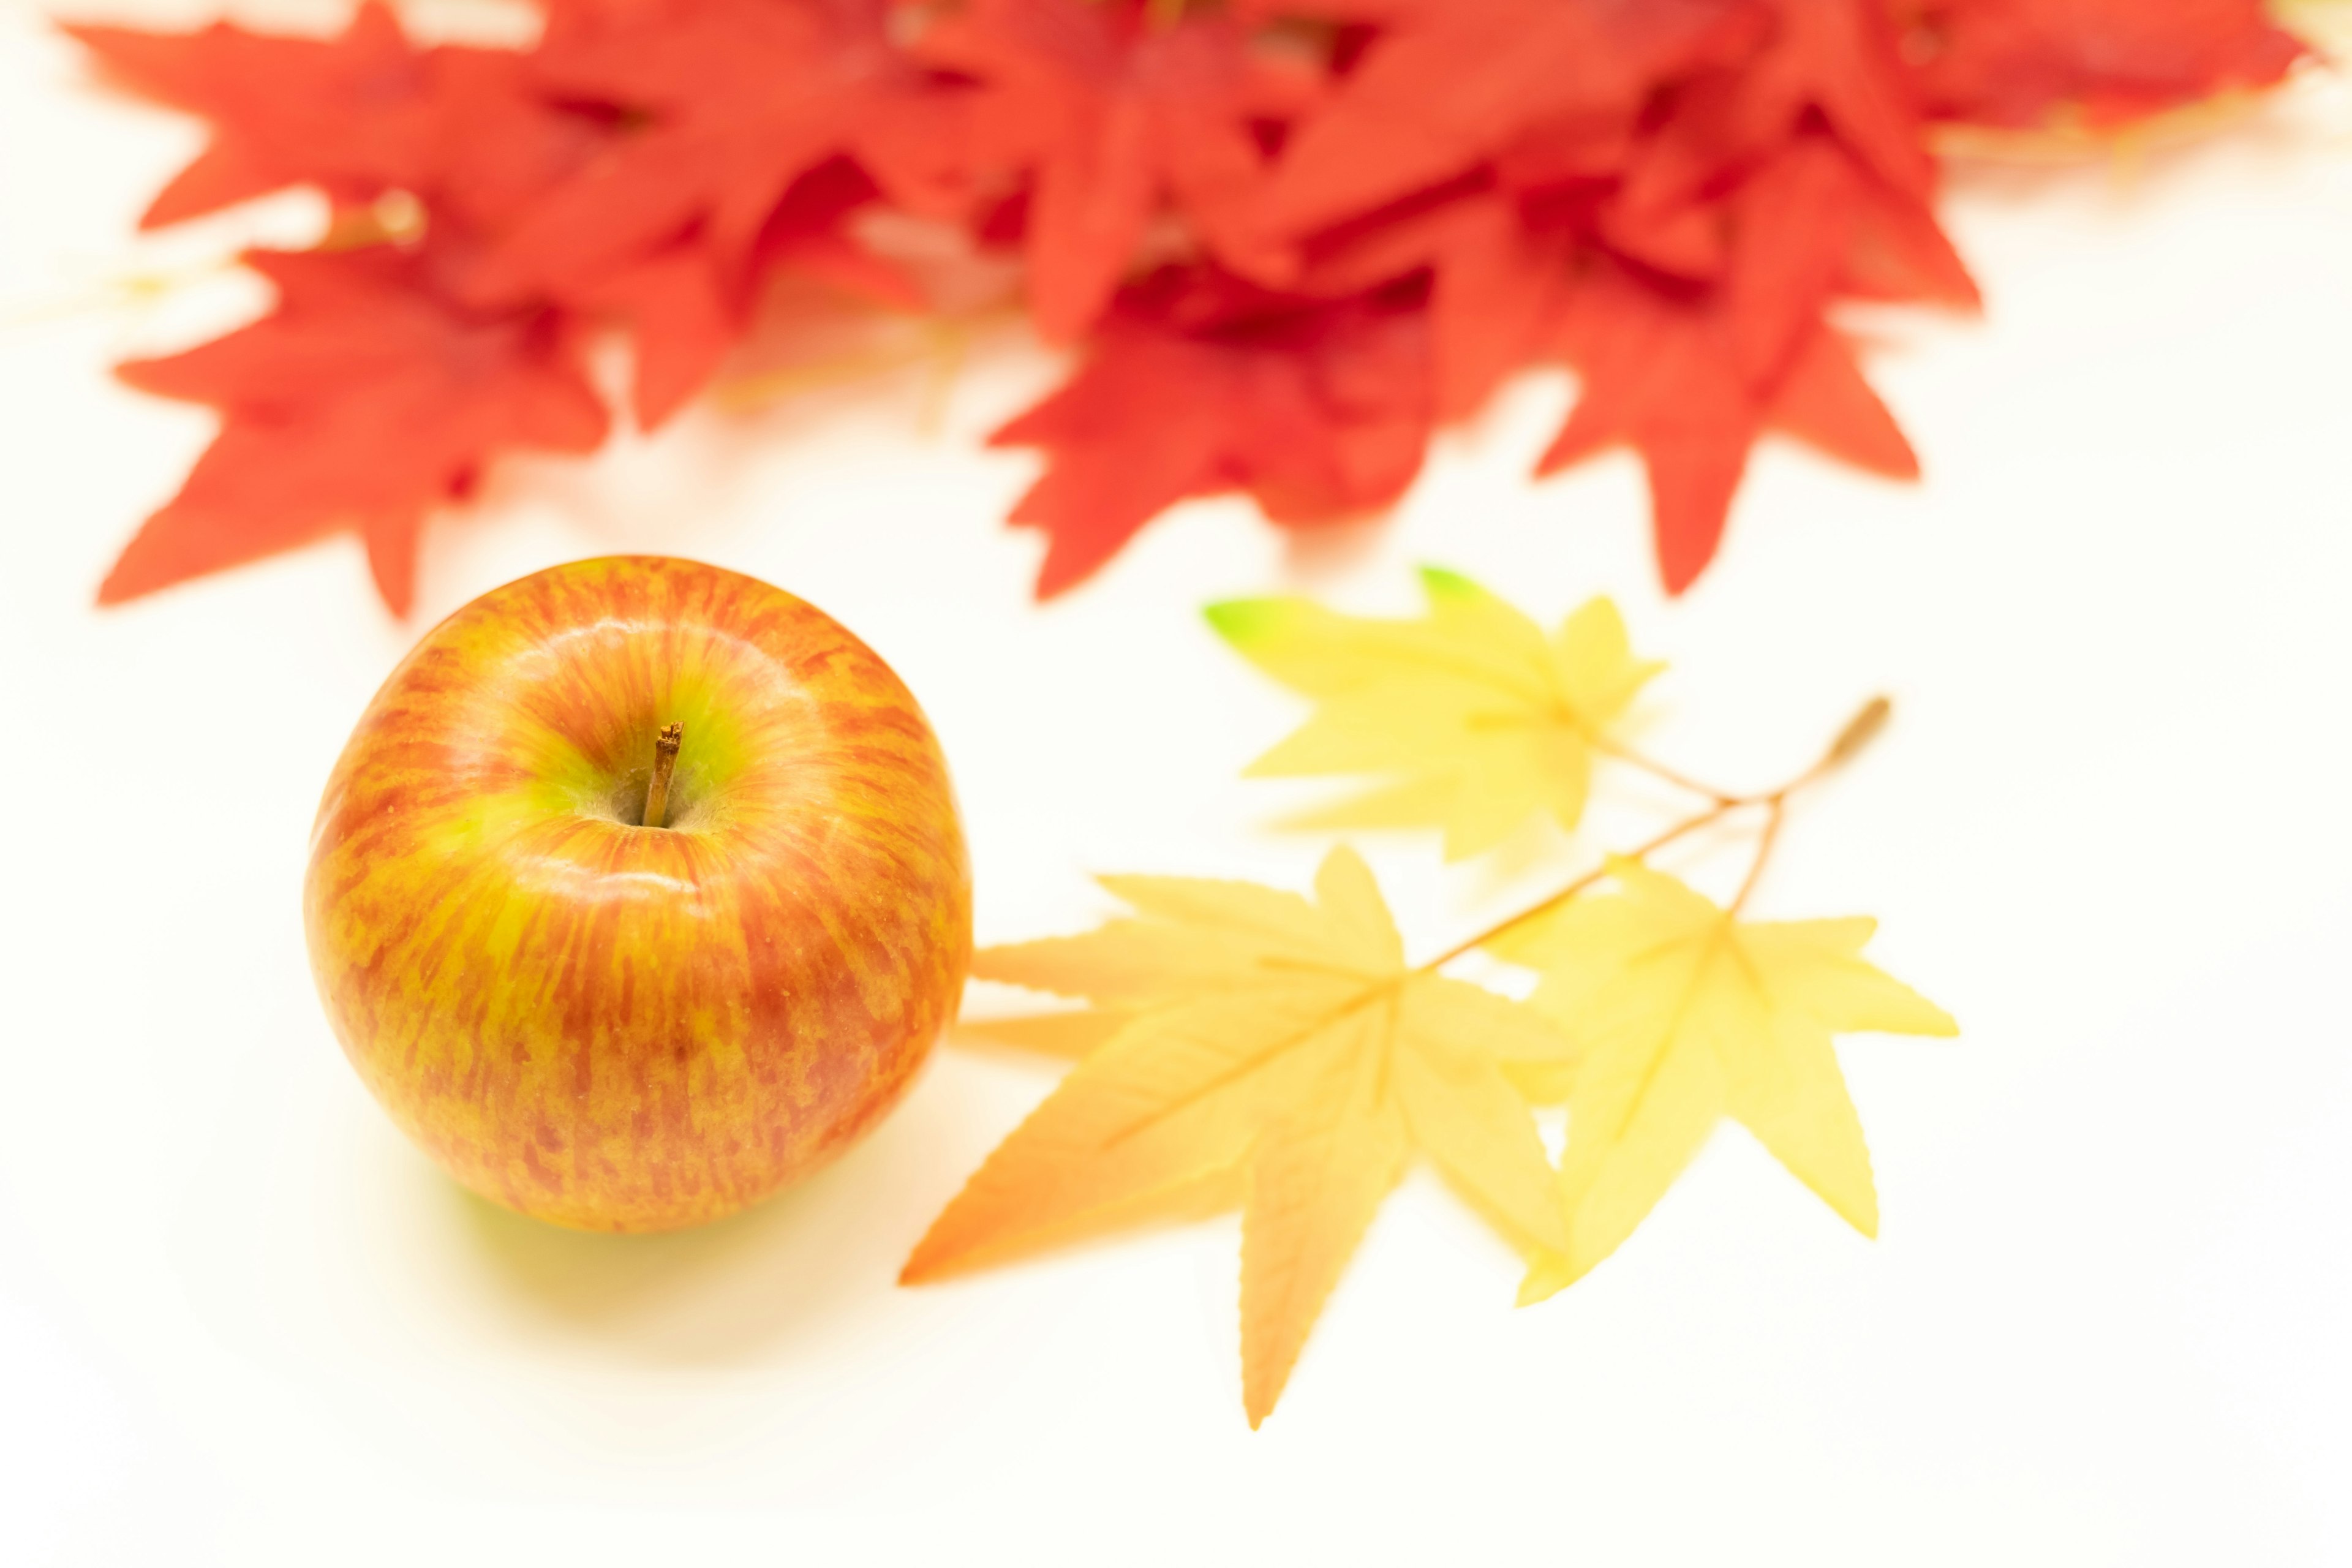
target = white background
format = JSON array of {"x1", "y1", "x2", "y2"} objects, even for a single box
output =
[{"x1": 4, "y1": 4, "x2": 2351, "y2": 1563}]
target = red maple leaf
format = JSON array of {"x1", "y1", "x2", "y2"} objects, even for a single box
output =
[
  {"x1": 70, "y1": 2, "x2": 604, "y2": 237},
  {"x1": 1237, "y1": 2, "x2": 1977, "y2": 594},
  {"x1": 69, "y1": 1, "x2": 431, "y2": 228},
  {"x1": 1529, "y1": 136, "x2": 1955, "y2": 594},
  {"x1": 1619, "y1": 0, "x2": 1932, "y2": 216},
  {"x1": 453, "y1": 0, "x2": 938, "y2": 424},
  {"x1": 1273, "y1": 182, "x2": 1577, "y2": 423},
  {"x1": 568, "y1": 156, "x2": 924, "y2": 430},
  {"x1": 1253, "y1": 0, "x2": 1752, "y2": 240},
  {"x1": 1419, "y1": 194, "x2": 1576, "y2": 421},
  {"x1": 1705, "y1": 130, "x2": 1954, "y2": 386},
  {"x1": 67, "y1": 0, "x2": 2311, "y2": 612},
  {"x1": 468, "y1": 0, "x2": 929, "y2": 298},
  {"x1": 992, "y1": 273, "x2": 1431, "y2": 595},
  {"x1": 102, "y1": 247, "x2": 608, "y2": 615},
  {"x1": 916, "y1": 0, "x2": 1317, "y2": 341},
  {"x1": 1540, "y1": 257, "x2": 1915, "y2": 593},
  {"x1": 1508, "y1": 4, "x2": 1981, "y2": 592},
  {"x1": 1897, "y1": 0, "x2": 2304, "y2": 130},
  {"x1": 1583, "y1": 1, "x2": 1976, "y2": 315}
]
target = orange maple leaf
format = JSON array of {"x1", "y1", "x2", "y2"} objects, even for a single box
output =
[{"x1": 906, "y1": 845, "x2": 1574, "y2": 1426}]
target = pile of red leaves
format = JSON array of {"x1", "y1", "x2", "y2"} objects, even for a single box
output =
[{"x1": 75, "y1": 0, "x2": 2305, "y2": 612}]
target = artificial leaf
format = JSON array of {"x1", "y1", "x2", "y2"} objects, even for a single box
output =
[
  {"x1": 577, "y1": 157, "x2": 921, "y2": 429},
  {"x1": 1337, "y1": 190, "x2": 1575, "y2": 421},
  {"x1": 72, "y1": 3, "x2": 603, "y2": 239},
  {"x1": 1609, "y1": 0, "x2": 1936, "y2": 228},
  {"x1": 573, "y1": 246, "x2": 738, "y2": 431},
  {"x1": 918, "y1": 0, "x2": 1314, "y2": 341},
  {"x1": 1540, "y1": 271, "x2": 1757, "y2": 595},
  {"x1": 1209, "y1": 178, "x2": 1563, "y2": 421},
  {"x1": 1898, "y1": 0, "x2": 2304, "y2": 130},
  {"x1": 451, "y1": 0, "x2": 946, "y2": 432},
  {"x1": 1540, "y1": 259, "x2": 1920, "y2": 594},
  {"x1": 468, "y1": 0, "x2": 923, "y2": 302},
  {"x1": 1719, "y1": 132, "x2": 1879, "y2": 384},
  {"x1": 906, "y1": 845, "x2": 1575, "y2": 1426},
  {"x1": 70, "y1": 2, "x2": 431, "y2": 229},
  {"x1": 1767, "y1": 323, "x2": 1924, "y2": 479},
  {"x1": 1253, "y1": 0, "x2": 1749, "y2": 238},
  {"x1": 1207, "y1": 568, "x2": 1661, "y2": 859},
  {"x1": 1425, "y1": 197, "x2": 1571, "y2": 419},
  {"x1": 1487, "y1": 856, "x2": 1956, "y2": 1304},
  {"x1": 1244, "y1": 3, "x2": 1971, "y2": 594},
  {"x1": 72, "y1": 0, "x2": 2307, "y2": 609},
  {"x1": 413, "y1": 47, "x2": 617, "y2": 237},
  {"x1": 992, "y1": 287, "x2": 1431, "y2": 596},
  {"x1": 102, "y1": 247, "x2": 606, "y2": 614}
]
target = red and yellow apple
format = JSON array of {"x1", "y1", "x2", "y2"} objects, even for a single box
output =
[{"x1": 303, "y1": 556, "x2": 971, "y2": 1231}]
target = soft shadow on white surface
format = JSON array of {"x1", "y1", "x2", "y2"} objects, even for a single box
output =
[{"x1": 438, "y1": 1077, "x2": 974, "y2": 1368}]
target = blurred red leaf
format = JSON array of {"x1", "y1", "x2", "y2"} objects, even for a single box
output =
[
  {"x1": 1540, "y1": 262, "x2": 1915, "y2": 593},
  {"x1": 1253, "y1": 0, "x2": 1751, "y2": 238},
  {"x1": 992, "y1": 282, "x2": 1431, "y2": 594},
  {"x1": 917, "y1": 0, "x2": 1318, "y2": 341},
  {"x1": 71, "y1": 1, "x2": 431, "y2": 227},
  {"x1": 71, "y1": 2, "x2": 601, "y2": 236},
  {"x1": 71, "y1": 0, "x2": 2305, "y2": 610},
  {"x1": 1898, "y1": 0, "x2": 2303, "y2": 129},
  {"x1": 465, "y1": 0, "x2": 927, "y2": 302},
  {"x1": 104, "y1": 249, "x2": 606, "y2": 616}
]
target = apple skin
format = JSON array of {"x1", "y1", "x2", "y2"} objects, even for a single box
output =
[{"x1": 304, "y1": 556, "x2": 972, "y2": 1232}]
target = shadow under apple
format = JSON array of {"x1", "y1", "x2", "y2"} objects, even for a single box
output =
[{"x1": 440, "y1": 1061, "x2": 994, "y2": 1371}]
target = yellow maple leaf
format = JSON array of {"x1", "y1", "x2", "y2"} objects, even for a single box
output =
[
  {"x1": 908, "y1": 845, "x2": 1577, "y2": 1427},
  {"x1": 1487, "y1": 856, "x2": 1957, "y2": 1305},
  {"x1": 1206, "y1": 567, "x2": 1664, "y2": 860}
]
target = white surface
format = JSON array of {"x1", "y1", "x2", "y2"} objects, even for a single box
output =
[{"x1": 5, "y1": 7, "x2": 2352, "y2": 1565}]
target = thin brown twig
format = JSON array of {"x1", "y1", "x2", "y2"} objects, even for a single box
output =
[
  {"x1": 1720, "y1": 695, "x2": 1889, "y2": 915},
  {"x1": 1589, "y1": 736, "x2": 1740, "y2": 806},
  {"x1": 1422, "y1": 695, "x2": 1893, "y2": 968},
  {"x1": 1417, "y1": 804, "x2": 1740, "y2": 972}
]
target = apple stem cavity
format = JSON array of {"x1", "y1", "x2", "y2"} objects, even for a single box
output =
[{"x1": 643, "y1": 722, "x2": 684, "y2": 829}]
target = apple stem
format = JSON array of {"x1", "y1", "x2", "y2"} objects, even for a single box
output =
[{"x1": 643, "y1": 722, "x2": 683, "y2": 828}]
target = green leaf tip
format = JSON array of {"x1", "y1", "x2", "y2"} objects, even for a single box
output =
[
  {"x1": 1417, "y1": 564, "x2": 1486, "y2": 603},
  {"x1": 1204, "y1": 597, "x2": 1291, "y2": 646}
]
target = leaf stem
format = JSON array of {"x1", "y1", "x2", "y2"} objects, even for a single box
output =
[
  {"x1": 1422, "y1": 696, "x2": 1893, "y2": 967},
  {"x1": 1417, "y1": 805, "x2": 1737, "y2": 971},
  {"x1": 1590, "y1": 736, "x2": 1738, "y2": 806},
  {"x1": 1719, "y1": 695, "x2": 1888, "y2": 914}
]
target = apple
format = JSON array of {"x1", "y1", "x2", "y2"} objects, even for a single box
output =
[{"x1": 304, "y1": 556, "x2": 972, "y2": 1232}]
